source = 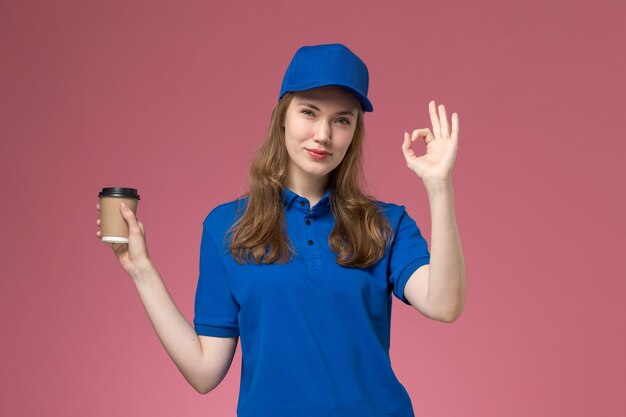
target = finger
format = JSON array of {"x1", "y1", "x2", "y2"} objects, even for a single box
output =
[
  {"x1": 119, "y1": 203, "x2": 141, "y2": 234},
  {"x1": 412, "y1": 129, "x2": 423, "y2": 145},
  {"x1": 429, "y1": 100, "x2": 441, "y2": 138},
  {"x1": 438, "y1": 104, "x2": 449, "y2": 138},
  {"x1": 411, "y1": 128, "x2": 428, "y2": 142},
  {"x1": 425, "y1": 130, "x2": 435, "y2": 145},
  {"x1": 402, "y1": 132, "x2": 417, "y2": 159},
  {"x1": 96, "y1": 219, "x2": 100, "y2": 226},
  {"x1": 137, "y1": 220, "x2": 145, "y2": 236},
  {"x1": 96, "y1": 203, "x2": 100, "y2": 210},
  {"x1": 412, "y1": 128, "x2": 434, "y2": 145},
  {"x1": 451, "y1": 113, "x2": 459, "y2": 141},
  {"x1": 402, "y1": 131, "x2": 411, "y2": 150}
]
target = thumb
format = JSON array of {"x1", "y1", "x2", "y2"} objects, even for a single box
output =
[
  {"x1": 137, "y1": 220, "x2": 145, "y2": 236},
  {"x1": 120, "y1": 202, "x2": 140, "y2": 233},
  {"x1": 402, "y1": 131, "x2": 416, "y2": 160}
]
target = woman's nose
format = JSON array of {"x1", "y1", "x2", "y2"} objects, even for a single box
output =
[{"x1": 314, "y1": 121, "x2": 332, "y2": 143}]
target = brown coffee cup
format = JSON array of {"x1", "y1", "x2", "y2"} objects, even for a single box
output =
[{"x1": 98, "y1": 187, "x2": 141, "y2": 243}]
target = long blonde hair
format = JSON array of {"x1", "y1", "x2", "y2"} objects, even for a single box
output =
[{"x1": 226, "y1": 91, "x2": 393, "y2": 268}]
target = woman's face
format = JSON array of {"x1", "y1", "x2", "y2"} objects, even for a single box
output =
[{"x1": 283, "y1": 85, "x2": 360, "y2": 186}]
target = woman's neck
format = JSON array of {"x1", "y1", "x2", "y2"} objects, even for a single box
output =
[{"x1": 283, "y1": 177, "x2": 329, "y2": 206}]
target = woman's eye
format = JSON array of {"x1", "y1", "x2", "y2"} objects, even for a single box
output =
[{"x1": 300, "y1": 110, "x2": 349, "y2": 125}]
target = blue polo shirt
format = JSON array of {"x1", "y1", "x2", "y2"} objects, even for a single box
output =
[{"x1": 194, "y1": 185, "x2": 430, "y2": 417}]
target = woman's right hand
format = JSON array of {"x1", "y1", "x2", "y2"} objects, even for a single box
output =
[{"x1": 96, "y1": 202, "x2": 153, "y2": 279}]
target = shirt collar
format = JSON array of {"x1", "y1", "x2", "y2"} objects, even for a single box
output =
[{"x1": 281, "y1": 185, "x2": 332, "y2": 214}]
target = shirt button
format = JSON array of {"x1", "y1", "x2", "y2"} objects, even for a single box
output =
[
  {"x1": 299, "y1": 201, "x2": 305, "y2": 206},
  {"x1": 305, "y1": 219, "x2": 311, "y2": 225},
  {"x1": 307, "y1": 240, "x2": 314, "y2": 245}
]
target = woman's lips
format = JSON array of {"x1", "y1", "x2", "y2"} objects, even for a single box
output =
[{"x1": 306, "y1": 148, "x2": 331, "y2": 160}]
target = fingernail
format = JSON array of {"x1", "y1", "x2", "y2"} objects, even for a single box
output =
[{"x1": 120, "y1": 202, "x2": 127, "y2": 210}]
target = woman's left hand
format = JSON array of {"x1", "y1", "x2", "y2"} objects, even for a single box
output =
[{"x1": 401, "y1": 100, "x2": 459, "y2": 184}]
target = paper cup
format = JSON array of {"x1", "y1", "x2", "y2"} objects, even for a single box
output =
[{"x1": 98, "y1": 187, "x2": 140, "y2": 244}]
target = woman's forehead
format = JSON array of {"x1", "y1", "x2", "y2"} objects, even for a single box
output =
[{"x1": 292, "y1": 86, "x2": 359, "y2": 110}]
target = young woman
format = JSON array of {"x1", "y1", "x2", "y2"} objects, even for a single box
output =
[{"x1": 96, "y1": 43, "x2": 465, "y2": 417}]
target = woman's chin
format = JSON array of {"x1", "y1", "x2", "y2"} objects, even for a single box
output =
[
  {"x1": 311, "y1": 163, "x2": 335, "y2": 174},
  {"x1": 288, "y1": 160, "x2": 335, "y2": 181}
]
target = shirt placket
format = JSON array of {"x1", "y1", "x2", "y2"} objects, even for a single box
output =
[{"x1": 296, "y1": 198, "x2": 323, "y2": 274}]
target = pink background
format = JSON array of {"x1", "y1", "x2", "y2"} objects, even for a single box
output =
[{"x1": 1, "y1": 0, "x2": 624, "y2": 416}]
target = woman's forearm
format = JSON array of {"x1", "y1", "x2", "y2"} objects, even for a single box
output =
[
  {"x1": 424, "y1": 179, "x2": 466, "y2": 322},
  {"x1": 130, "y1": 263, "x2": 211, "y2": 393}
]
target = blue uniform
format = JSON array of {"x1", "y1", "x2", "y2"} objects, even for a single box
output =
[{"x1": 194, "y1": 185, "x2": 431, "y2": 417}]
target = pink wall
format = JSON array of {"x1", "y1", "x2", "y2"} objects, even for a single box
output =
[{"x1": 1, "y1": 0, "x2": 624, "y2": 416}]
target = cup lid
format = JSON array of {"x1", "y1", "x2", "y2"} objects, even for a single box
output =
[{"x1": 98, "y1": 187, "x2": 140, "y2": 200}]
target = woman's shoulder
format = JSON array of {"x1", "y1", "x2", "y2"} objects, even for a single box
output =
[
  {"x1": 202, "y1": 195, "x2": 249, "y2": 232},
  {"x1": 370, "y1": 198, "x2": 407, "y2": 221},
  {"x1": 370, "y1": 198, "x2": 425, "y2": 237}
]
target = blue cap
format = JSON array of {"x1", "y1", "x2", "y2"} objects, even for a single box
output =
[{"x1": 279, "y1": 43, "x2": 373, "y2": 112}]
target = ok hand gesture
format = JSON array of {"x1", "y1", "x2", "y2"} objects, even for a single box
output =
[{"x1": 401, "y1": 100, "x2": 459, "y2": 184}]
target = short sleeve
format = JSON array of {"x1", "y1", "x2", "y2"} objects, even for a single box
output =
[
  {"x1": 388, "y1": 206, "x2": 431, "y2": 305},
  {"x1": 193, "y1": 222, "x2": 240, "y2": 337}
]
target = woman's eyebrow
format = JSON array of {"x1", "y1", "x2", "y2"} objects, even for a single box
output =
[{"x1": 298, "y1": 102, "x2": 356, "y2": 117}]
